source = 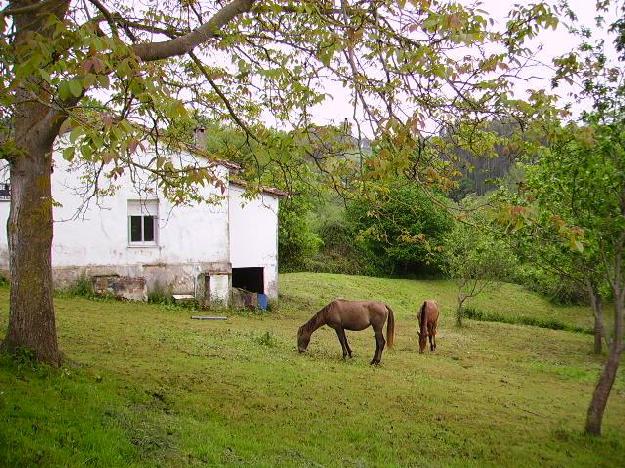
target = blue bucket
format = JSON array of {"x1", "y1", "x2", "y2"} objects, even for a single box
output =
[{"x1": 257, "y1": 293, "x2": 268, "y2": 310}]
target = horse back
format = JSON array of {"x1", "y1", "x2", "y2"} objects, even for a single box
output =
[
  {"x1": 420, "y1": 300, "x2": 439, "y2": 326},
  {"x1": 328, "y1": 299, "x2": 388, "y2": 330}
]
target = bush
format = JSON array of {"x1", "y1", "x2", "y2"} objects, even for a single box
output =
[
  {"x1": 306, "y1": 215, "x2": 372, "y2": 275},
  {"x1": 57, "y1": 276, "x2": 96, "y2": 299},
  {"x1": 346, "y1": 182, "x2": 454, "y2": 276},
  {"x1": 278, "y1": 197, "x2": 323, "y2": 272},
  {"x1": 463, "y1": 306, "x2": 590, "y2": 334},
  {"x1": 147, "y1": 282, "x2": 175, "y2": 305},
  {"x1": 278, "y1": 181, "x2": 455, "y2": 277}
]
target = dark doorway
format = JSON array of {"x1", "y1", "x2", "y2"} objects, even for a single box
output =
[{"x1": 232, "y1": 267, "x2": 264, "y2": 294}]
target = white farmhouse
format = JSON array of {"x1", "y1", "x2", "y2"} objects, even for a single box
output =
[{"x1": 0, "y1": 137, "x2": 284, "y2": 307}]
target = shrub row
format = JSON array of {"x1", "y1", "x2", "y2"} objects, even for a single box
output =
[{"x1": 463, "y1": 306, "x2": 591, "y2": 335}]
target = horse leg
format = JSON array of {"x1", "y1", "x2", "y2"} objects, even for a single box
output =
[
  {"x1": 341, "y1": 329, "x2": 353, "y2": 358},
  {"x1": 334, "y1": 327, "x2": 348, "y2": 359},
  {"x1": 371, "y1": 328, "x2": 386, "y2": 365},
  {"x1": 428, "y1": 324, "x2": 434, "y2": 351},
  {"x1": 432, "y1": 324, "x2": 437, "y2": 351}
]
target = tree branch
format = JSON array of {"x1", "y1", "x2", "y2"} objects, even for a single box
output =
[
  {"x1": 187, "y1": 52, "x2": 258, "y2": 143},
  {"x1": 86, "y1": 0, "x2": 119, "y2": 37},
  {"x1": 132, "y1": 0, "x2": 255, "y2": 62},
  {"x1": 1, "y1": 0, "x2": 56, "y2": 16}
]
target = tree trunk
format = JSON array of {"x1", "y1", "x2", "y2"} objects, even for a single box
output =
[
  {"x1": 585, "y1": 274, "x2": 624, "y2": 435},
  {"x1": 2, "y1": 121, "x2": 60, "y2": 366},
  {"x1": 594, "y1": 316, "x2": 603, "y2": 354},
  {"x1": 0, "y1": 4, "x2": 70, "y2": 366},
  {"x1": 456, "y1": 292, "x2": 467, "y2": 327},
  {"x1": 588, "y1": 285, "x2": 605, "y2": 354},
  {"x1": 584, "y1": 342, "x2": 622, "y2": 435}
]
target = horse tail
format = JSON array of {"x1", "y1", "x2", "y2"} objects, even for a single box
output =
[
  {"x1": 385, "y1": 305, "x2": 395, "y2": 348},
  {"x1": 419, "y1": 301, "x2": 427, "y2": 330}
]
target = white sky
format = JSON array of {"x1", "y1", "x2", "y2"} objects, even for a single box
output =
[{"x1": 306, "y1": 0, "x2": 622, "y2": 130}]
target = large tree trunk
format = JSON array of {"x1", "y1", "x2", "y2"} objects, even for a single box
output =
[
  {"x1": 0, "y1": 1, "x2": 70, "y2": 366},
  {"x1": 2, "y1": 135, "x2": 60, "y2": 366}
]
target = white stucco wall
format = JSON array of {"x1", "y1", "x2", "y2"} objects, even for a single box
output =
[
  {"x1": 0, "y1": 150, "x2": 232, "y2": 300},
  {"x1": 228, "y1": 185, "x2": 280, "y2": 299},
  {"x1": 0, "y1": 150, "x2": 281, "y2": 304},
  {"x1": 51, "y1": 156, "x2": 230, "y2": 268}
]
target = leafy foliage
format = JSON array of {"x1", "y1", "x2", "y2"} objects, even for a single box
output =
[
  {"x1": 442, "y1": 207, "x2": 517, "y2": 325},
  {"x1": 347, "y1": 181, "x2": 454, "y2": 276},
  {"x1": 278, "y1": 195, "x2": 323, "y2": 272},
  {"x1": 511, "y1": 264, "x2": 588, "y2": 305},
  {"x1": 0, "y1": 0, "x2": 566, "y2": 202}
]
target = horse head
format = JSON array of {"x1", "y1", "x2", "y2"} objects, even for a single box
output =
[
  {"x1": 417, "y1": 331, "x2": 427, "y2": 353},
  {"x1": 297, "y1": 325, "x2": 311, "y2": 353}
]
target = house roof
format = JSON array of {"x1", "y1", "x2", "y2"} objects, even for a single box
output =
[
  {"x1": 229, "y1": 180, "x2": 289, "y2": 198},
  {"x1": 183, "y1": 143, "x2": 242, "y2": 171},
  {"x1": 183, "y1": 146, "x2": 286, "y2": 197}
]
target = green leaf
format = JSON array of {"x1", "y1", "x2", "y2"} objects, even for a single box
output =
[
  {"x1": 62, "y1": 147, "x2": 75, "y2": 161},
  {"x1": 68, "y1": 79, "x2": 83, "y2": 98},
  {"x1": 58, "y1": 81, "x2": 72, "y2": 101},
  {"x1": 82, "y1": 73, "x2": 96, "y2": 89},
  {"x1": 69, "y1": 126, "x2": 82, "y2": 144},
  {"x1": 97, "y1": 75, "x2": 110, "y2": 88}
]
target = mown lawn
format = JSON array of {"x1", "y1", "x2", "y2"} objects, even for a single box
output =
[{"x1": 0, "y1": 273, "x2": 624, "y2": 467}]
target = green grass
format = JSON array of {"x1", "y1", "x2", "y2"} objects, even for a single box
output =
[{"x1": 0, "y1": 272, "x2": 624, "y2": 467}]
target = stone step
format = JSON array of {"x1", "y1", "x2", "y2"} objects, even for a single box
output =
[{"x1": 172, "y1": 294, "x2": 195, "y2": 302}]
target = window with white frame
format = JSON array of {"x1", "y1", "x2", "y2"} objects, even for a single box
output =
[{"x1": 127, "y1": 199, "x2": 159, "y2": 245}]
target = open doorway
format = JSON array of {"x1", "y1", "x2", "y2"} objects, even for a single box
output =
[{"x1": 232, "y1": 267, "x2": 264, "y2": 294}]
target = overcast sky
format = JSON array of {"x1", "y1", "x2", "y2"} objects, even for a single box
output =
[{"x1": 305, "y1": 0, "x2": 622, "y2": 130}]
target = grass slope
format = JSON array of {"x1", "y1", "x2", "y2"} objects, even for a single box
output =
[{"x1": 0, "y1": 273, "x2": 623, "y2": 467}]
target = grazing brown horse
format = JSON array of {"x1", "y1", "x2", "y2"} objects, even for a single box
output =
[
  {"x1": 297, "y1": 299, "x2": 395, "y2": 365},
  {"x1": 418, "y1": 300, "x2": 439, "y2": 353}
]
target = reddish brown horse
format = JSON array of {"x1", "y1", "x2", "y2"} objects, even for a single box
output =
[
  {"x1": 418, "y1": 300, "x2": 439, "y2": 353},
  {"x1": 297, "y1": 299, "x2": 395, "y2": 365}
]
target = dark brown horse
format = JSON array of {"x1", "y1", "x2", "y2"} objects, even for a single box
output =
[
  {"x1": 297, "y1": 299, "x2": 395, "y2": 365},
  {"x1": 418, "y1": 300, "x2": 439, "y2": 353}
]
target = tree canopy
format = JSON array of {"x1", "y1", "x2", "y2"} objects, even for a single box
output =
[{"x1": 0, "y1": 0, "x2": 564, "y2": 365}]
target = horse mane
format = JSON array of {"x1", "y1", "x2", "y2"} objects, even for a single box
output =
[
  {"x1": 302, "y1": 304, "x2": 329, "y2": 333},
  {"x1": 419, "y1": 301, "x2": 427, "y2": 331}
]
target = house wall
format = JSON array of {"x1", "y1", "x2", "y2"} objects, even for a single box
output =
[
  {"x1": 0, "y1": 153, "x2": 232, "y2": 302},
  {"x1": 0, "y1": 152, "x2": 281, "y2": 305},
  {"x1": 228, "y1": 185, "x2": 279, "y2": 299}
]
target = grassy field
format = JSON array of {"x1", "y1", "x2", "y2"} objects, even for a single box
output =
[{"x1": 0, "y1": 272, "x2": 624, "y2": 467}]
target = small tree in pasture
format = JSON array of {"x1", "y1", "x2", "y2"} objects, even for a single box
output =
[
  {"x1": 443, "y1": 211, "x2": 515, "y2": 326},
  {"x1": 495, "y1": 2, "x2": 625, "y2": 433}
]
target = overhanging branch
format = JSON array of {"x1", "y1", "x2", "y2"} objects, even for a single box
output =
[{"x1": 132, "y1": 0, "x2": 255, "y2": 62}]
